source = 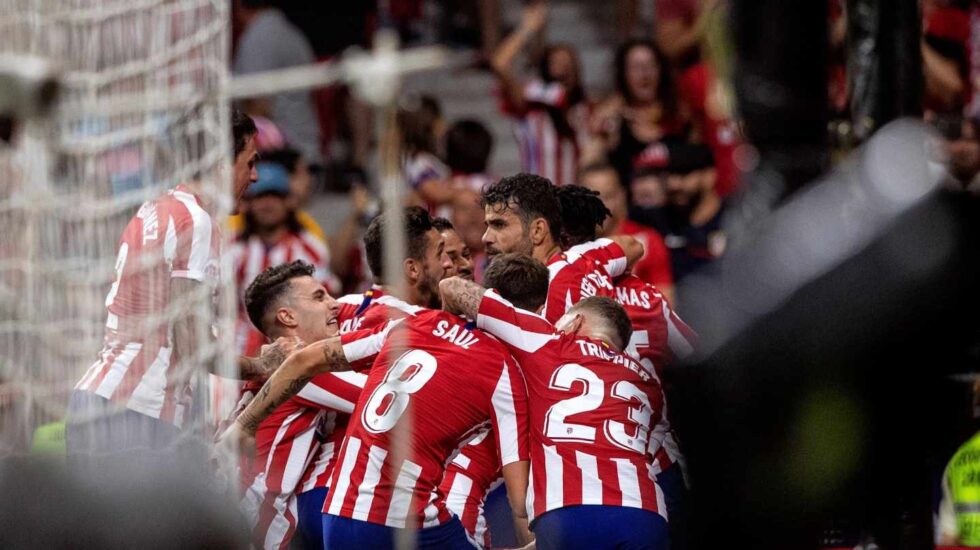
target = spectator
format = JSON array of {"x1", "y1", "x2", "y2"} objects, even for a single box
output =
[
  {"x1": 399, "y1": 94, "x2": 451, "y2": 213},
  {"x1": 233, "y1": 0, "x2": 323, "y2": 165},
  {"x1": 584, "y1": 39, "x2": 688, "y2": 188},
  {"x1": 230, "y1": 162, "x2": 339, "y2": 356},
  {"x1": 442, "y1": 118, "x2": 495, "y2": 219},
  {"x1": 580, "y1": 162, "x2": 675, "y2": 304},
  {"x1": 492, "y1": 2, "x2": 589, "y2": 186},
  {"x1": 654, "y1": 0, "x2": 722, "y2": 70},
  {"x1": 629, "y1": 142, "x2": 724, "y2": 282}
]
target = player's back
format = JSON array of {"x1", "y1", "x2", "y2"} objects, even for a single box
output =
[
  {"x1": 440, "y1": 429, "x2": 503, "y2": 548},
  {"x1": 614, "y1": 274, "x2": 696, "y2": 375},
  {"x1": 326, "y1": 309, "x2": 527, "y2": 529},
  {"x1": 475, "y1": 291, "x2": 665, "y2": 522}
]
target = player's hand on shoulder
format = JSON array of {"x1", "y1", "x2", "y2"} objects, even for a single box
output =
[{"x1": 256, "y1": 336, "x2": 306, "y2": 379}]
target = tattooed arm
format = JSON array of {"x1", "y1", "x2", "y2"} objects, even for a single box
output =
[
  {"x1": 233, "y1": 337, "x2": 352, "y2": 436},
  {"x1": 439, "y1": 276, "x2": 486, "y2": 319}
]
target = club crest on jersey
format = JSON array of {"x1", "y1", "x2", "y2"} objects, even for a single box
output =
[{"x1": 431, "y1": 320, "x2": 480, "y2": 350}]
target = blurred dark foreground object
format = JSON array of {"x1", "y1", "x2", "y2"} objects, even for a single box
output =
[
  {"x1": 672, "y1": 120, "x2": 980, "y2": 549},
  {"x1": 0, "y1": 456, "x2": 246, "y2": 549}
]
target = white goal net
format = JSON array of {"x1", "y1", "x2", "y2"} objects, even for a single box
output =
[{"x1": 0, "y1": 0, "x2": 234, "y2": 454}]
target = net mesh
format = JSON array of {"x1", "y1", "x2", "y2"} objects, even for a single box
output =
[{"x1": 0, "y1": 0, "x2": 233, "y2": 454}]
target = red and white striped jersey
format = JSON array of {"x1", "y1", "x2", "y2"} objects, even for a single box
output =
[
  {"x1": 75, "y1": 184, "x2": 220, "y2": 427},
  {"x1": 230, "y1": 229, "x2": 339, "y2": 356},
  {"x1": 614, "y1": 274, "x2": 697, "y2": 474},
  {"x1": 240, "y1": 370, "x2": 366, "y2": 550},
  {"x1": 297, "y1": 289, "x2": 424, "y2": 491},
  {"x1": 439, "y1": 429, "x2": 503, "y2": 548},
  {"x1": 503, "y1": 80, "x2": 590, "y2": 187},
  {"x1": 325, "y1": 310, "x2": 530, "y2": 529},
  {"x1": 476, "y1": 291, "x2": 667, "y2": 522},
  {"x1": 543, "y1": 238, "x2": 629, "y2": 324}
]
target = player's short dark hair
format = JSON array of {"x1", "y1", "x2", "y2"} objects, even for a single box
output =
[
  {"x1": 431, "y1": 217, "x2": 454, "y2": 232},
  {"x1": 445, "y1": 119, "x2": 493, "y2": 174},
  {"x1": 569, "y1": 296, "x2": 633, "y2": 351},
  {"x1": 481, "y1": 173, "x2": 561, "y2": 239},
  {"x1": 233, "y1": 109, "x2": 258, "y2": 158},
  {"x1": 364, "y1": 206, "x2": 435, "y2": 283},
  {"x1": 245, "y1": 260, "x2": 315, "y2": 334},
  {"x1": 555, "y1": 185, "x2": 611, "y2": 248},
  {"x1": 483, "y1": 253, "x2": 549, "y2": 312}
]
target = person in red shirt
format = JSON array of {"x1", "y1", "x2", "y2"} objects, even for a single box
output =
[
  {"x1": 236, "y1": 260, "x2": 367, "y2": 550},
  {"x1": 440, "y1": 272, "x2": 670, "y2": 550},
  {"x1": 294, "y1": 206, "x2": 453, "y2": 546},
  {"x1": 579, "y1": 163, "x2": 675, "y2": 303}
]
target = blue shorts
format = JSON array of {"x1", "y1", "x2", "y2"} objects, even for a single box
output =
[
  {"x1": 322, "y1": 513, "x2": 476, "y2": 550},
  {"x1": 532, "y1": 505, "x2": 669, "y2": 550},
  {"x1": 656, "y1": 463, "x2": 689, "y2": 550},
  {"x1": 294, "y1": 487, "x2": 328, "y2": 549}
]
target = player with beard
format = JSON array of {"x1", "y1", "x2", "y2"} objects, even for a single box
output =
[
  {"x1": 480, "y1": 173, "x2": 644, "y2": 323},
  {"x1": 438, "y1": 254, "x2": 550, "y2": 548},
  {"x1": 432, "y1": 217, "x2": 475, "y2": 281},
  {"x1": 236, "y1": 261, "x2": 367, "y2": 549},
  {"x1": 292, "y1": 206, "x2": 453, "y2": 546},
  {"x1": 555, "y1": 184, "x2": 698, "y2": 548}
]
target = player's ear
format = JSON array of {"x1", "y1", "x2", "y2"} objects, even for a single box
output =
[
  {"x1": 529, "y1": 217, "x2": 549, "y2": 246},
  {"x1": 275, "y1": 306, "x2": 297, "y2": 329},
  {"x1": 404, "y1": 258, "x2": 420, "y2": 285}
]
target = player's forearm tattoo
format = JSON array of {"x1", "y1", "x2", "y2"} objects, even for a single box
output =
[
  {"x1": 320, "y1": 342, "x2": 351, "y2": 372},
  {"x1": 237, "y1": 373, "x2": 313, "y2": 434},
  {"x1": 443, "y1": 277, "x2": 485, "y2": 318}
]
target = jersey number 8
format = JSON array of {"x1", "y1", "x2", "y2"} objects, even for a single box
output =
[{"x1": 362, "y1": 349, "x2": 438, "y2": 434}]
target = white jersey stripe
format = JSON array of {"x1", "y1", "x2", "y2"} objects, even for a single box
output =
[
  {"x1": 352, "y1": 445, "x2": 388, "y2": 521},
  {"x1": 575, "y1": 451, "x2": 603, "y2": 505},
  {"x1": 543, "y1": 445, "x2": 564, "y2": 512},
  {"x1": 300, "y1": 440, "x2": 333, "y2": 494},
  {"x1": 327, "y1": 437, "x2": 362, "y2": 515},
  {"x1": 127, "y1": 345, "x2": 172, "y2": 417},
  {"x1": 385, "y1": 460, "x2": 423, "y2": 528},
  {"x1": 664, "y1": 301, "x2": 696, "y2": 359},
  {"x1": 341, "y1": 320, "x2": 401, "y2": 362},
  {"x1": 163, "y1": 216, "x2": 178, "y2": 265},
  {"x1": 172, "y1": 191, "x2": 212, "y2": 280},
  {"x1": 490, "y1": 364, "x2": 521, "y2": 465},
  {"x1": 297, "y1": 378, "x2": 357, "y2": 413},
  {"x1": 613, "y1": 458, "x2": 643, "y2": 508},
  {"x1": 477, "y1": 293, "x2": 557, "y2": 353},
  {"x1": 92, "y1": 342, "x2": 143, "y2": 398},
  {"x1": 526, "y1": 466, "x2": 536, "y2": 521},
  {"x1": 446, "y1": 473, "x2": 474, "y2": 523},
  {"x1": 422, "y1": 492, "x2": 442, "y2": 528}
]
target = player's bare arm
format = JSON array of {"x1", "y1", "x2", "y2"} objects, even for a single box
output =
[
  {"x1": 237, "y1": 336, "x2": 305, "y2": 381},
  {"x1": 502, "y1": 460, "x2": 534, "y2": 546},
  {"x1": 609, "y1": 235, "x2": 645, "y2": 270},
  {"x1": 439, "y1": 276, "x2": 485, "y2": 319},
  {"x1": 232, "y1": 337, "x2": 352, "y2": 436}
]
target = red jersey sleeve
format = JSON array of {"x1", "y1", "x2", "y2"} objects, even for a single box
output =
[
  {"x1": 294, "y1": 371, "x2": 367, "y2": 413},
  {"x1": 543, "y1": 239, "x2": 625, "y2": 323},
  {"x1": 476, "y1": 290, "x2": 559, "y2": 364},
  {"x1": 489, "y1": 358, "x2": 530, "y2": 466}
]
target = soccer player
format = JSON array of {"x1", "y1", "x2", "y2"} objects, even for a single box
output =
[
  {"x1": 480, "y1": 173, "x2": 643, "y2": 323},
  {"x1": 440, "y1": 272, "x2": 670, "y2": 550},
  {"x1": 293, "y1": 206, "x2": 453, "y2": 544},
  {"x1": 238, "y1": 260, "x2": 366, "y2": 550},
  {"x1": 556, "y1": 184, "x2": 698, "y2": 548},
  {"x1": 68, "y1": 110, "x2": 282, "y2": 473},
  {"x1": 438, "y1": 253, "x2": 550, "y2": 548},
  {"x1": 221, "y1": 290, "x2": 533, "y2": 550},
  {"x1": 432, "y1": 217, "x2": 475, "y2": 281}
]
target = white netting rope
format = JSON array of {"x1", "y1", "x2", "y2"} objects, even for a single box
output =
[{"x1": 0, "y1": 0, "x2": 233, "y2": 453}]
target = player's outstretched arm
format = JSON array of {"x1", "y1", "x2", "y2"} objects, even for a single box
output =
[
  {"x1": 439, "y1": 276, "x2": 486, "y2": 319},
  {"x1": 609, "y1": 235, "x2": 645, "y2": 271},
  {"x1": 231, "y1": 337, "x2": 352, "y2": 437}
]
